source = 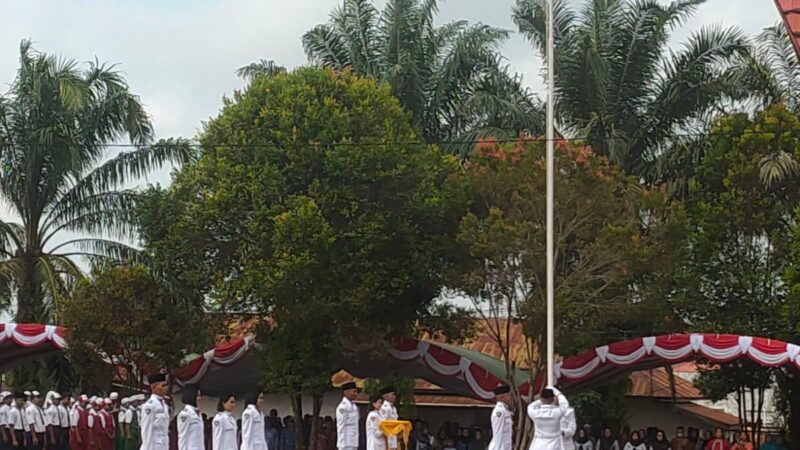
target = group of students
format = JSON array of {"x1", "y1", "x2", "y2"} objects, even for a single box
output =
[{"x1": 0, "y1": 389, "x2": 145, "y2": 450}]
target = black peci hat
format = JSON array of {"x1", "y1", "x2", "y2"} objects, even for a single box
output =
[
  {"x1": 340, "y1": 382, "x2": 358, "y2": 392},
  {"x1": 493, "y1": 385, "x2": 510, "y2": 395},
  {"x1": 148, "y1": 373, "x2": 167, "y2": 385},
  {"x1": 378, "y1": 386, "x2": 396, "y2": 396},
  {"x1": 540, "y1": 388, "x2": 554, "y2": 399}
]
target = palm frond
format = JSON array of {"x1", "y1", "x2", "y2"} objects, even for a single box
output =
[
  {"x1": 760, "y1": 151, "x2": 800, "y2": 188},
  {"x1": 303, "y1": 24, "x2": 350, "y2": 70},
  {"x1": 236, "y1": 60, "x2": 287, "y2": 81},
  {"x1": 50, "y1": 238, "x2": 143, "y2": 265}
]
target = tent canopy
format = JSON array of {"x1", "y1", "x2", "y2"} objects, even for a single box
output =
[{"x1": 0, "y1": 324, "x2": 67, "y2": 371}]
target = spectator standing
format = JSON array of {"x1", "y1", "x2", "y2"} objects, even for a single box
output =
[
  {"x1": 649, "y1": 431, "x2": 669, "y2": 450},
  {"x1": 470, "y1": 431, "x2": 486, "y2": 450},
  {"x1": 456, "y1": 429, "x2": 469, "y2": 450},
  {"x1": 575, "y1": 429, "x2": 593, "y2": 450},
  {"x1": 670, "y1": 427, "x2": 690, "y2": 450},
  {"x1": 623, "y1": 431, "x2": 646, "y2": 450},
  {"x1": 704, "y1": 429, "x2": 730, "y2": 450},
  {"x1": 597, "y1": 429, "x2": 619, "y2": 450},
  {"x1": 280, "y1": 418, "x2": 295, "y2": 450},
  {"x1": 728, "y1": 433, "x2": 751, "y2": 450}
]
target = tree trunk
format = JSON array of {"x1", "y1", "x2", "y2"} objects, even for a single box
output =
[
  {"x1": 307, "y1": 394, "x2": 323, "y2": 450},
  {"x1": 291, "y1": 393, "x2": 305, "y2": 450},
  {"x1": 16, "y1": 257, "x2": 42, "y2": 323}
]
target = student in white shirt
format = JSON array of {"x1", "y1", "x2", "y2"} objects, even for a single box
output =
[
  {"x1": 212, "y1": 395, "x2": 237, "y2": 450},
  {"x1": 8, "y1": 392, "x2": 28, "y2": 449},
  {"x1": 0, "y1": 391, "x2": 12, "y2": 449},
  {"x1": 177, "y1": 386, "x2": 204, "y2": 450},
  {"x1": 26, "y1": 391, "x2": 46, "y2": 450}
]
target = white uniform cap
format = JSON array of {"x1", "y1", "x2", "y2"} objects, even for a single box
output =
[
  {"x1": 109, "y1": 392, "x2": 119, "y2": 400},
  {"x1": 23, "y1": 391, "x2": 31, "y2": 396},
  {"x1": 134, "y1": 394, "x2": 146, "y2": 402},
  {"x1": 52, "y1": 393, "x2": 62, "y2": 399},
  {"x1": 94, "y1": 398, "x2": 103, "y2": 405},
  {"x1": 104, "y1": 398, "x2": 112, "y2": 405},
  {"x1": 80, "y1": 395, "x2": 89, "y2": 402},
  {"x1": 32, "y1": 391, "x2": 41, "y2": 397},
  {"x1": 121, "y1": 398, "x2": 130, "y2": 405},
  {"x1": 0, "y1": 391, "x2": 10, "y2": 399}
]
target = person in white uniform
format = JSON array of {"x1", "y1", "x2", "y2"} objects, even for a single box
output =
[
  {"x1": 365, "y1": 394, "x2": 384, "y2": 450},
  {"x1": 212, "y1": 395, "x2": 237, "y2": 450},
  {"x1": 140, "y1": 373, "x2": 170, "y2": 450},
  {"x1": 240, "y1": 390, "x2": 266, "y2": 450},
  {"x1": 527, "y1": 387, "x2": 570, "y2": 450},
  {"x1": 488, "y1": 386, "x2": 513, "y2": 450},
  {"x1": 45, "y1": 392, "x2": 62, "y2": 450},
  {"x1": 335, "y1": 382, "x2": 359, "y2": 450},
  {"x1": 177, "y1": 385, "x2": 203, "y2": 450},
  {"x1": 26, "y1": 392, "x2": 46, "y2": 450},
  {"x1": 0, "y1": 391, "x2": 12, "y2": 450},
  {"x1": 8, "y1": 392, "x2": 28, "y2": 450},
  {"x1": 560, "y1": 405, "x2": 577, "y2": 450},
  {"x1": 377, "y1": 387, "x2": 398, "y2": 450}
]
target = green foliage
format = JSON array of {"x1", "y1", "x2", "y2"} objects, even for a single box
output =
[
  {"x1": 61, "y1": 265, "x2": 211, "y2": 391},
  {"x1": 268, "y1": 0, "x2": 544, "y2": 155},
  {"x1": 0, "y1": 40, "x2": 192, "y2": 322},
  {"x1": 571, "y1": 381, "x2": 629, "y2": 433},
  {"x1": 141, "y1": 68, "x2": 468, "y2": 398},
  {"x1": 450, "y1": 139, "x2": 685, "y2": 366},
  {"x1": 513, "y1": 0, "x2": 748, "y2": 180},
  {"x1": 674, "y1": 104, "x2": 800, "y2": 435}
]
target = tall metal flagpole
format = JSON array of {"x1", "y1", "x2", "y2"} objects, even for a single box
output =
[{"x1": 545, "y1": 0, "x2": 556, "y2": 387}]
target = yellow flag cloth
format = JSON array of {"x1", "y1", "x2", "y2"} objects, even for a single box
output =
[{"x1": 379, "y1": 420, "x2": 413, "y2": 444}]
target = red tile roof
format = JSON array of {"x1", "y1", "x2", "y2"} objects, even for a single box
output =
[
  {"x1": 775, "y1": 0, "x2": 800, "y2": 61},
  {"x1": 628, "y1": 368, "x2": 704, "y2": 400},
  {"x1": 674, "y1": 403, "x2": 739, "y2": 427}
]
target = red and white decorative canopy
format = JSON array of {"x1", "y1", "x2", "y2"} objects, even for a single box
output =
[
  {"x1": 172, "y1": 336, "x2": 259, "y2": 395},
  {"x1": 529, "y1": 334, "x2": 800, "y2": 394},
  {"x1": 0, "y1": 323, "x2": 67, "y2": 371}
]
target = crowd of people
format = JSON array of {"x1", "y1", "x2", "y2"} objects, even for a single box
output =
[
  {"x1": 0, "y1": 377, "x2": 790, "y2": 450},
  {"x1": 560, "y1": 426, "x2": 790, "y2": 450}
]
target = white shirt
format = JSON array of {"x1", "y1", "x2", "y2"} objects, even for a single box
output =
[
  {"x1": 560, "y1": 408, "x2": 577, "y2": 450},
  {"x1": 378, "y1": 400, "x2": 398, "y2": 449},
  {"x1": 140, "y1": 395, "x2": 170, "y2": 450},
  {"x1": 57, "y1": 405, "x2": 70, "y2": 429},
  {"x1": 26, "y1": 404, "x2": 46, "y2": 433},
  {"x1": 212, "y1": 412, "x2": 238, "y2": 450},
  {"x1": 575, "y1": 442, "x2": 593, "y2": 450},
  {"x1": 240, "y1": 405, "x2": 266, "y2": 450},
  {"x1": 124, "y1": 409, "x2": 134, "y2": 425},
  {"x1": 0, "y1": 404, "x2": 9, "y2": 427},
  {"x1": 488, "y1": 402, "x2": 512, "y2": 450},
  {"x1": 365, "y1": 411, "x2": 385, "y2": 450},
  {"x1": 177, "y1": 405, "x2": 204, "y2": 450},
  {"x1": 119, "y1": 407, "x2": 132, "y2": 425},
  {"x1": 623, "y1": 444, "x2": 645, "y2": 450},
  {"x1": 527, "y1": 388, "x2": 569, "y2": 450},
  {"x1": 8, "y1": 407, "x2": 26, "y2": 431},
  {"x1": 335, "y1": 398, "x2": 358, "y2": 450},
  {"x1": 46, "y1": 404, "x2": 61, "y2": 427}
]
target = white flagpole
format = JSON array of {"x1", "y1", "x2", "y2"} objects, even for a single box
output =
[{"x1": 545, "y1": 0, "x2": 556, "y2": 387}]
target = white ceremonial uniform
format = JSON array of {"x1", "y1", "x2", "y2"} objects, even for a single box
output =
[
  {"x1": 240, "y1": 405, "x2": 266, "y2": 450},
  {"x1": 26, "y1": 403, "x2": 47, "y2": 433},
  {"x1": 8, "y1": 406, "x2": 26, "y2": 430},
  {"x1": 46, "y1": 404, "x2": 60, "y2": 428},
  {"x1": 177, "y1": 405, "x2": 204, "y2": 450},
  {"x1": 527, "y1": 388, "x2": 569, "y2": 450},
  {"x1": 0, "y1": 403, "x2": 9, "y2": 432},
  {"x1": 57, "y1": 405, "x2": 69, "y2": 430},
  {"x1": 212, "y1": 412, "x2": 237, "y2": 450},
  {"x1": 365, "y1": 411, "x2": 385, "y2": 450},
  {"x1": 488, "y1": 402, "x2": 513, "y2": 450},
  {"x1": 560, "y1": 408, "x2": 577, "y2": 450},
  {"x1": 140, "y1": 395, "x2": 170, "y2": 450},
  {"x1": 335, "y1": 397, "x2": 358, "y2": 450},
  {"x1": 378, "y1": 401, "x2": 398, "y2": 450}
]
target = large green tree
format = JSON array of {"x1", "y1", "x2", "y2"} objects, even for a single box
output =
[
  {"x1": 0, "y1": 40, "x2": 191, "y2": 322},
  {"x1": 273, "y1": 0, "x2": 543, "y2": 155},
  {"x1": 449, "y1": 138, "x2": 685, "y2": 449},
  {"x1": 674, "y1": 105, "x2": 800, "y2": 443},
  {"x1": 139, "y1": 68, "x2": 468, "y2": 449},
  {"x1": 61, "y1": 264, "x2": 210, "y2": 392},
  {"x1": 513, "y1": 0, "x2": 748, "y2": 179}
]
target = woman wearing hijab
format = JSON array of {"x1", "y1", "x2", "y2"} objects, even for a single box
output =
[
  {"x1": 648, "y1": 431, "x2": 669, "y2": 450},
  {"x1": 575, "y1": 429, "x2": 593, "y2": 450},
  {"x1": 704, "y1": 429, "x2": 730, "y2": 450},
  {"x1": 729, "y1": 433, "x2": 752, "y2": 450},
  {"x1": 178, "y1": 385, "x2": 204, "y2": 450},
  {"x1": 623, "y1": 432, "x2": 646, "y2": 450},
  {"x1": 240, "y1": 391, "x2": 266, "y2": 450},
  {"x1": 212, "y1": 395, "x2": 238, "y2": 450},
  {"x1": 597, "y1": 429, "x2": 619, "y2": 450}
]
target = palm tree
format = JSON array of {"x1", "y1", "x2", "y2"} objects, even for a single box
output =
[
  {"x1": 242, "y1": 0, "x2": 543, "y2": 156},
  {"x1": 513, "y1": 0, "x2": 749, "y2": 180},
  {"x1": 726, "y1": 24, "x2": 800, "y2": 187},
  {"x1": 0, "y1": 40, "x2": 192, "y2": 323}
]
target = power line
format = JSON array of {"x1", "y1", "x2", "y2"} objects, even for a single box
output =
[{"x1": 76, "y1": 127, "x2": 800, "y2": 150}]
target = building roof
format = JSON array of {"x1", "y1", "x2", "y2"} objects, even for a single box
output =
[
  {"x1": 628, "y1": 368, "x2": 704, "y2": 400},
  {"x1": 775, "y1": 0, "x2": 800, "y2": 61},
  {"x1": 674, "y1": 403, "x2": 739, "y2": 428}
]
